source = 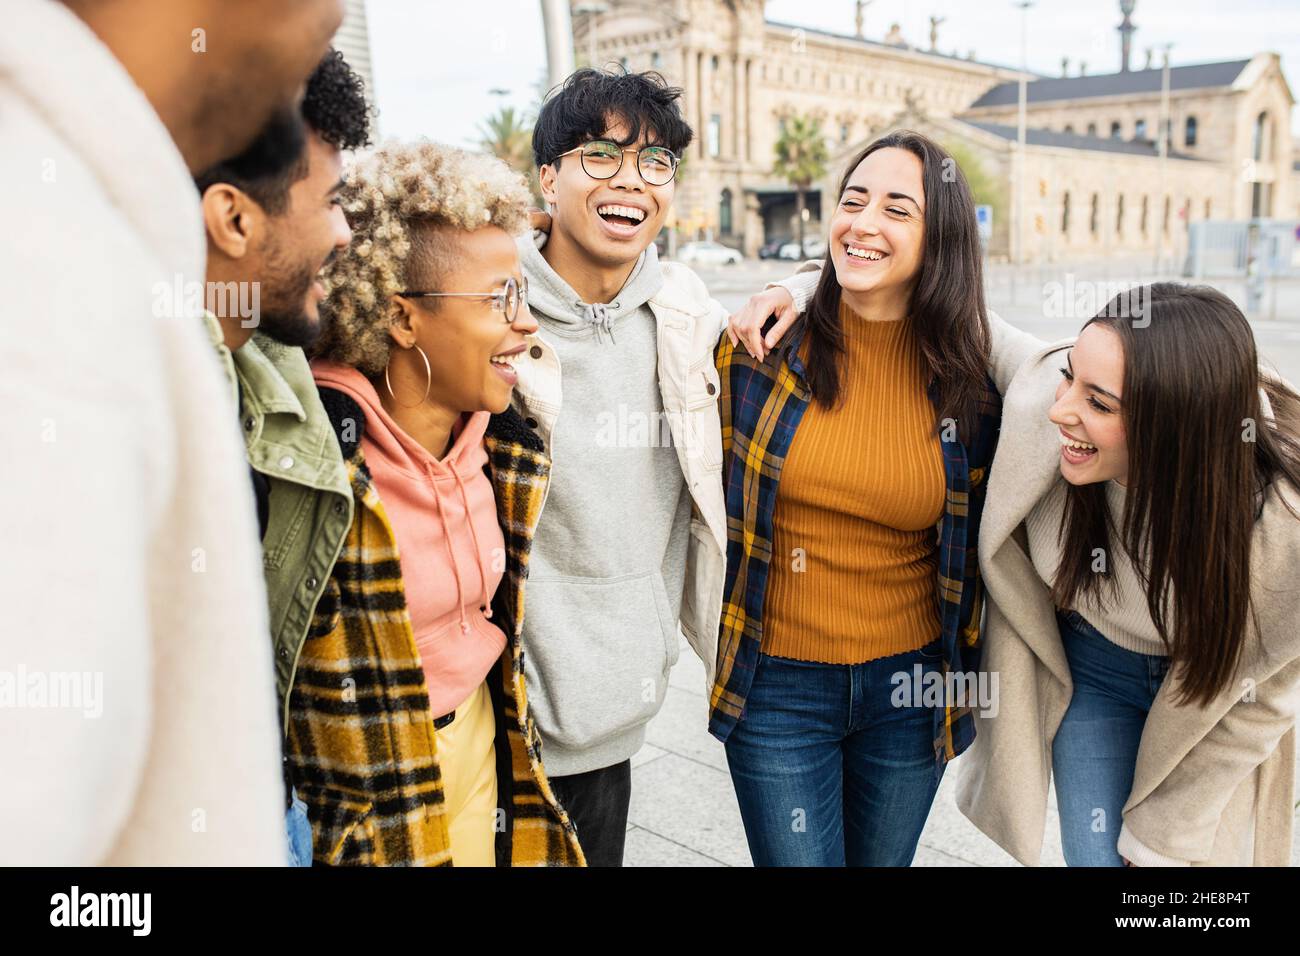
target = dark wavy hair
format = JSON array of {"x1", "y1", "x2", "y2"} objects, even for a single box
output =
[
  {"x1": 194, "y1": 47, "x2": 373, "y2": 213},
  {"x1": 1052, "y1": 283, "x2": 1300, "y2": 706},
  {"x1": 802, "y1": 130, "x2": 991, "y2": 443},
  {"x1": 532, "y1": 67, "x2": 693, "y2": 168}
]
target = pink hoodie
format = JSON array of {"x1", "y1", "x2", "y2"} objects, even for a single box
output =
[{"x1": 311, "y1": 361, "x2": 507, "y2": 719}]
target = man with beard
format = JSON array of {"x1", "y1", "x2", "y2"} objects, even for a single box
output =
[
  {"x1": 194, "y1": 48, "x2": 371, "y2": 865},
  {"x1": 2, "y1": 0, "x2": 343, "y2": 866}
]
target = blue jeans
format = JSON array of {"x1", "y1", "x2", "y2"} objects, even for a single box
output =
[
  {"x1": 724, "y1": 641, "x2": 945, "y2": 866},
  {"x1": 1052, "y1": 609, "x2": 1170, "y2": 867},
  {"x1": 286, "y1": 790, "x2": 314, "y2": 867}
]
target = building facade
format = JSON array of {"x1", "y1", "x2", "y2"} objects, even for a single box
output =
[
  {"x1": 333, "y1": 0, "x2": 377, "y2": 109},
  {"x1": 574, "y1": 0, "x2": 1299, "y2": 263}
]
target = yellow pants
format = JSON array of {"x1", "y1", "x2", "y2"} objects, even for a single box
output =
[{"x1": 436, "y1": 680, "x2": 498, "y2": 867}]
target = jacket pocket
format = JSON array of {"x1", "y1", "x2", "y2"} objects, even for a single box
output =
[
  {"x1": 522, "y1": 569, "x2": 679, "y2": 752},
  {"x1": 685, "y1": 356, "x2": 724, "y2": 472},
  {"x1": 298, "y1": 786, "x2": 376, "y2": 866}
]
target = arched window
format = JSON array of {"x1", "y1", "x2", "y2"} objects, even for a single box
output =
[
  {"x1": 1140, "y1": 195, "x2": 1149, "y2": 235},
  {"x1": 1253, "y1": 111, "x2": 1272, "y2": 161},
  {"x1": 1086, "y1": 122, "x2": 1098, "y2": 137},
  {"x1": 1061, "y1": 191, "x2": 1071, "y2": 234},
  {"x1": 1204, "y1": 198, "x2": 1212, "y2": 219},
  {"x1": 1110, "y1": 121, "x2": 1122, "y2": 139},
  {"x1": 1163, "y1": 195, "x2": 1171, "y2": 234},
  {"x1": 1134, "y1": 118, "x2": 1147, "y2": 139},
  {"x1": 719, "y1": 188, "x2": 733, "y2": 237},
  {"x1": 1090, "y1": 194, "x2": 1099, "y2": 235},
  {"x1": 1063, "y1": 124, "x2": 1075, "y2": 134},
  {"x1": 1184, "y1": 115, "x2": 1197, "y2": 147},
  {"x1": 1116, "y1": 194, "x2": 1125, "y2": 235}
]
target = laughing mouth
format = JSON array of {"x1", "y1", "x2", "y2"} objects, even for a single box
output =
[
  {"x1": 597, "y1": 204, "x2": 647, "y2": 228},
  {"x1": 846, "y1": 245, "x2": 888, "y2": 261},
  {"x1": 1059, "y1": 432, "x2": 1096, "y2": 451},
  {"x1": 489, "y1": 349, "x2": 522, "y2": 372}
]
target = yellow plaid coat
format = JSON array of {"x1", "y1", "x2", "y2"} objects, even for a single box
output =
[{"x1": 285, "y1": 388, "x2": 585, "y2": 866}]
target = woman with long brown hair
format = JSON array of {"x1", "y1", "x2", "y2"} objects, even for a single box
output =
[
  {"x1": 709, "y1": 130, "x2": 1001, "y2": 866},
  {"x1": 957, "y1": 283, "x2": 1300, "y2": 866}
]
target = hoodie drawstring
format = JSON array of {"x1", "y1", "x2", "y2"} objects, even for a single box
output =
[
  {"x1": 451, "y1": 467, "x2": 493, "y2": 623},
  {"x1": 424, "y1": 462, "x2": 493, "y2": 635},
  {"x1": 426, "y1": 464, "x2": 471, "y2": 634},
  {"x1": 584, "y1": 302, "x2": 616, "y2": 344}
]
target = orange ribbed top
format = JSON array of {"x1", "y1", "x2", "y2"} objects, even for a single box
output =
[{"x1": 762, "y1": 301, "x2": 945, "y2": 664}]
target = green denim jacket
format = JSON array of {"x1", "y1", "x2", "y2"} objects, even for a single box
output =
[{"x1": 203, "y1": 313, "x2": 353, "y2": 729}]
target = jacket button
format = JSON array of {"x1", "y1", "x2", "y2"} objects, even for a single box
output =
[
  {"x1": 529, "y1": 346, "x2": 542, "y2": 359},
  {"x1": 278, "y1": 647, "x2": 290, "y2": 661},
  {"x1": 243, "y1": 417, "x2": 255, "y2": 432},
  {"x1": 525, "y1": 417, "x2": 538, "y2": 429},
  {"x1": 306, "y1": 576, "x2": 318, "y2": 590},
  {"x1": 706, "y1": 382, "x2": 717, "y2": 395},
  {"x1": 279, "y1": 455, "x2": 294, "y2": 469},
  {"x1": 333, "y1": 500, "x2": 346, "y2": 515}
]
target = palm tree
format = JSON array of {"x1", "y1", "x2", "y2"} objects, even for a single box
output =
[
  {"x1": 478, "y1": 106, "x2": 541, "y2": 204},
  {"x1": 772, "y1": 114, "x2": 830, "y2": 252}
]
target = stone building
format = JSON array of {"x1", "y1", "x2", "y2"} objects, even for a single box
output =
[
  {"x1": 333, "y1": 0, "x2": 377, "y2": 108},
  {"x1": 573, "y1": 0, "x2": 1299, "y2": 263}
]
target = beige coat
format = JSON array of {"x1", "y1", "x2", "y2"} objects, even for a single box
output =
[
  {"x1": 1, "y1": 0, "x2": 284, "y2": 863},
  {"x1": 955, "y1": 317, "x2": 1300, "y2": 866}
]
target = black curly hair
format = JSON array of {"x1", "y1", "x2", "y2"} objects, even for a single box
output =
[
  {"x1": 302, "y1": 48, "x2": 374, "y2": 153},
  {"x1": 532, "y1": 67, "x2": 693, "y2": 170},
  {"x1": 194, "y1": 48, "x2": 373, "y2": 213}
]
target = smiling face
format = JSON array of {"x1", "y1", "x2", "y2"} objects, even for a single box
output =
[
  {"x1": 1049, "y1": 323, "x2": 1131, "y2": 485},
  {"x1": 828, "y1": 147, "x2": 926, "y2": 319},
  {"x1": 538, "y1": 115, "x2": 675, "y2": 269},
  {"x1": 255, "y1": 131, "x2": 352, "y2": 346},
  {"x1": 391, "y1": 224, "x2": 538, "y2": 415}
]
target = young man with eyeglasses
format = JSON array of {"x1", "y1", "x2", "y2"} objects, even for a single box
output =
[{"x1": 513, "y1": 68, "x2": 730, "y2": 865}]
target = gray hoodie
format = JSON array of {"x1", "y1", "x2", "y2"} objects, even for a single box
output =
[{"x1": 516, "y1": 235, "x2": 692, "y2": 777}]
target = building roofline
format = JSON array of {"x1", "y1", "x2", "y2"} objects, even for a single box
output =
[
  {"x1": 967, "y1": 58, "x2": 1253, "y2": 109},
  {"x1": 962, "y1": 120, "x2": 1207, "y2": 160},
  {"x1": 764, "y1": 19, "x2": 1031, "y2": 78}
]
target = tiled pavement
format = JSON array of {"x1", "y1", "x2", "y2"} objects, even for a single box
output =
[{"x1": 623, "y1": 634, "x2": 1300, "y2": 867}]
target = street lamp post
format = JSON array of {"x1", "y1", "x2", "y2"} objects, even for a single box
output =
[
  {"x1": 1156, "y1": 43, "x2": 1173, "y2": 272},
  {"x1": 1014, "y1": 2, "x2": 1034, "y2": 266},
  {"x1": 539, "y1": 0, "x2": 575, "y2": 90}
]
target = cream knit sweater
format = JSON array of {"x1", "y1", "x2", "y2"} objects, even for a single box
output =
[{"x1": 0, "y1": 0, "x2": 284, "y2": 865}]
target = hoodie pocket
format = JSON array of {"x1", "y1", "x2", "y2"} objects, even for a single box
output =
[{"x1": 521, "y1": 569, "x2": 679, "y2": 752}]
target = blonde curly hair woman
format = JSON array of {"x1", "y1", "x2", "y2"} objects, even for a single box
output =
[{"x1": 284, "y1": 140, "x2": 586, "y2": 866}]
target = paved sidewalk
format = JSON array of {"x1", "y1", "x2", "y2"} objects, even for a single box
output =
[{"x1": 624, "y1": 635, "x2": 1300, "y2": 867}]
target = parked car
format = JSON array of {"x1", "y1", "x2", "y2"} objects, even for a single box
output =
[
  {"x1": 777, "y1": 237, "x2": 826, "y2": 261},
  {"x1": 677, "y1": 240, "x2": 743, "y2": 266},
  {"x1": 758, "y1": 236, "x2": 790, "y2": 259}
]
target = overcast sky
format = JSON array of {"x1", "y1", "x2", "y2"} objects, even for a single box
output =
[{"x1": 363, "y1": 0, "x2": 1300, "y2": 148}]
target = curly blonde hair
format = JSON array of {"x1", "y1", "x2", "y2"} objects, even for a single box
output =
[{"x1": 312, "y1": 139, "x2": 531, "y2": 373}]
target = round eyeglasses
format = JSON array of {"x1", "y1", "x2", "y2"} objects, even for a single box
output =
[
  {"x1": 553, "y1": 141, "x2": 680, "y2": 186},
  {"x1": 397, "y1": 276, "x2": 529, "y2": 323}
]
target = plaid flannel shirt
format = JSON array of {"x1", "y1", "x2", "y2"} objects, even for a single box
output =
[{"x1": 707, "y1": 320, "x2": 1002, "y2": 773}]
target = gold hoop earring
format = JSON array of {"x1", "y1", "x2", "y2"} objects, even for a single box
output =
[{"x1": 384, "y1": 344, "x2": 432, "y2": 409}]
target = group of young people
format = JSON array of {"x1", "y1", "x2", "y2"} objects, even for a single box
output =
[{"x1": 6, "y1": 0, "x2": 1298, "y2": 869}]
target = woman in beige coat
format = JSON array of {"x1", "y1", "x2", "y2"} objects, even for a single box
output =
[{"x1": 957, "y1": 283, "x2": 1300, "y2": 866}]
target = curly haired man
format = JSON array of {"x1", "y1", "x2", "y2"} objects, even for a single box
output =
[{"x1": 193, "y1": 47, "x2": 372, "y2": 865}]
